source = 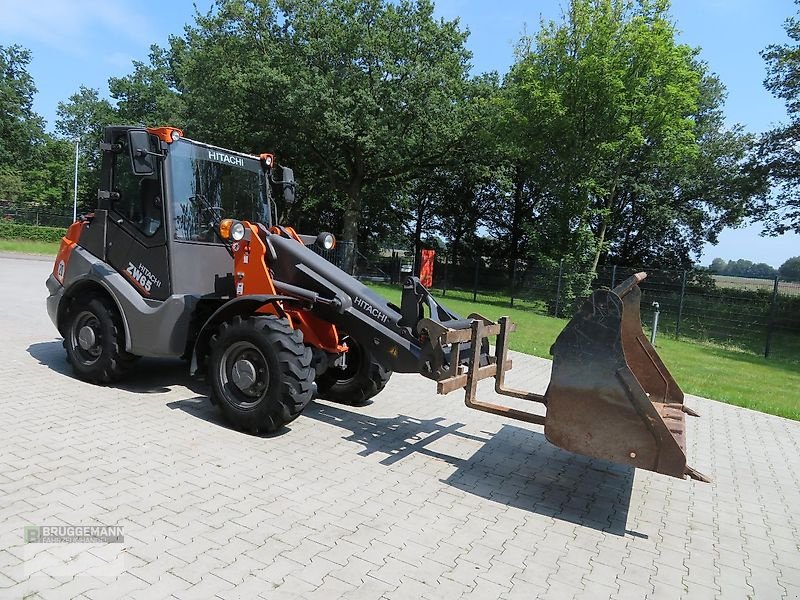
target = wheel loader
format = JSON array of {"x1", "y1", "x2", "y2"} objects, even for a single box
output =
[{"x1": 45, "y1": 125, "x2": 706, "y2": 482}]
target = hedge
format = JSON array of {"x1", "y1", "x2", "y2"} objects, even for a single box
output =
[{"x1": 0, "y1": 223, "x2": 67, "y2": 243}]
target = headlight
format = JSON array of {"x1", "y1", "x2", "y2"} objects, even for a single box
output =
[
  {"x1": 219, "y1": 219, "x2": 246, "y2": 241},
  {"x1": 316, "y1": 232, "x2": 336, "y2": 250},
  {"x1": 231, "y1": 221, "x2": 245, "y2": 241}
]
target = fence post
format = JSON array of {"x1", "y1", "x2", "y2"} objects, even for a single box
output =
[
  {"x1": 554, "y1": 259, "x2": 564, "y2": 317},
  {"x1": 472, "y1": 260, "x2": 479, "y2": 303},
  {"x1": 650, "y1": 302, "x2": 661, "y2": 345},
  {"x1": 764, "y1": 276, "x2": 780, "y2": 359},
  {"x1": 510, "y1": 259, "x2": 516, "y2": 307},
  {"x1": 441, "y1": 254, "x2": 448, "y2": 296},
  {"x1": 675, "y1": 269, "x2": 687, "y2": 338},
  {"x1": 610, "y1": 264, "x2": 617, "y2": 289}
]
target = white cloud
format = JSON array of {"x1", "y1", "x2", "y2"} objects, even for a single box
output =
[{"x1": 0, "y1": 0, "x2": 153, "y2": 56}]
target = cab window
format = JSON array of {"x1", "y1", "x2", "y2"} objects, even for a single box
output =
[
  {"x1": 168, "y1": 140, "x2": 268, "y2": 242},
  {"x1": 112, "y1": 135, "x2": 163, "y2": 237}
]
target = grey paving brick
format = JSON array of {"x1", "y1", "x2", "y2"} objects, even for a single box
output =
[
  {"x1": 38, "y1": 575, "x2": 106, "y2": 599},
  {"x1": 338, "y1": 574, "x2": 396, "y2": 599},
  {"x1": 305, "y1": 575, "x2": 359, "y2": 600},
  {"x1": 128, "y1": 554, "x2": 188, "y2": 584},
  {"x1": 502, "y1": 577, "x2": 549, "y2": 599},
  {"x1": 540, "y1": 579, "x2": 582, "y2": 600},
  {"x1": 172, "y1": 574, "x2": 236, "y2": 600},
  {"x1": 169, "y1": 554, "x2": 227, "y2": 586},
  {"x1": 443, "y1": 559, "x2": 489, "y2": 588},
  {"x1": 269, "y1": 573, "x2": 318, "y2": 597}
]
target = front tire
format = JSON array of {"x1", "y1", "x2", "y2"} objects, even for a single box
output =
[
  {"x1": 64, "y1": 295, "x2": 137, "y2": 383},
  {"x1": 315, "y1": 335, "x2": 392, "y2": 405},
  {"x1": 209, "y1": 315, "x2": 314, "y2": 433}
]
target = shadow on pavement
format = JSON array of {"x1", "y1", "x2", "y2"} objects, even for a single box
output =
[
  {"x1": 27, "y1": 340, "x2": 73, "y2": 377},
  {"x1": 303, "y1": 401, "x2": 637, "y2": 536},
  {"x1": 166, "y1": 395, "x2": 229, "y2": 429},
  {"x1": 166, "y1": 396, "x2": 296, "y2": 439},
  {"x1": 27, "y1": 340, "x2": 207, "y2": 395}
]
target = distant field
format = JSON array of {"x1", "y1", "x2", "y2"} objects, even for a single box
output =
[{"x1": 713, "y1": 274, "x2": 800, "y2": 296}]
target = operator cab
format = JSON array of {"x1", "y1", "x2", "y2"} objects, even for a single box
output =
[{"x1": 90, "y1": 126, "x2": 291, "y2": 301}]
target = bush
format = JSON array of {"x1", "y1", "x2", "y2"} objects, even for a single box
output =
[{"x1": 0, "y1": 222, "x2": 67, "y2": 243}]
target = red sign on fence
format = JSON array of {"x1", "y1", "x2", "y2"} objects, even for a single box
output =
[{"x1": 420, "y1": 249, "x2": 435, "y2": 288}]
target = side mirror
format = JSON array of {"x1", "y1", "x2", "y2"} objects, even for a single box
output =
[
  {"x1": 281, "y1": 167, "x2": 295, "y2": 204},
  {"x1": 128, "y1": 129, "x2": 155, "y2": 176}
]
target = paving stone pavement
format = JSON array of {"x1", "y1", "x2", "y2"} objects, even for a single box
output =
[{"x1": 0, "y1": 254, "x2": 799, "y2": 599}]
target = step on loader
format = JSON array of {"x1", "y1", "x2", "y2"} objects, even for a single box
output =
[{"x1": 46, "y1": 125, "x2": 706, "y2": 482}]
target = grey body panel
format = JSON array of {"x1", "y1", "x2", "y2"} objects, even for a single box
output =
[
  {"x1": 169, "y1": 240, "x2": 235, "y2": 296},
  {"x1": 50, "y1": 245, "x2": 196, "y2": 357},
  {"x1": 46, "y1": 273, "x2": 63, "y2": 327}
]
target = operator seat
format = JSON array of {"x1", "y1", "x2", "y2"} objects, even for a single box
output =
[{"x1": 138, "y1": 177, "x2": 163, "y2": 237}]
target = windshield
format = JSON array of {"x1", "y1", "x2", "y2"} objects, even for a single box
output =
[{"x1": 168, "y1": 139, "x2": 269, "y2": 242}]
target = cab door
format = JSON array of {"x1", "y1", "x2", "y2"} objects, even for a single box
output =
[{"x1": 105, "y1": 132, "x2": 171, "y2": 301}]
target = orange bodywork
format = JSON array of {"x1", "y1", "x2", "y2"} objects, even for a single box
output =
[
  {"x1": 232, "y1": 223, "x2": 343, "y2": 354},
  {"x1": 53, "y1": 220, "x2": 85, "y2": 285},
  {"x1": 146, "y1": 126, "x2": 183, "y2": 143}
]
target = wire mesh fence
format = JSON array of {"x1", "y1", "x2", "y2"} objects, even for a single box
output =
[
  {"x1": 1, "y1": 207, "x2": 73, "y2": 228},
  {"x1": 357, "y1": 253, "x2": 800, "y2": 362}
]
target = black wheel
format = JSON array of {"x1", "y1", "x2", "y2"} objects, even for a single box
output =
[
  {"x1": 315, "y1": 334, "x2": 392, "y2": 405},
  {"x1": 209, "y1": 315, "x2": 314, "y2": 433},
  {"x1": 64, "y1": 295, "x2": 137, "y2": 383}
]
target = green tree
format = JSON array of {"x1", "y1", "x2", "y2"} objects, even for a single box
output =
[
  {"x1": 0, "y1": 45, "x2": 44, "y2": 167},
  {"x1": 173, "y1": 0, "x2": 479, "y2": 248},
  {"x1": 108, "y1": 45, "x2": 185, "y2": 126},
  {"x1": 0, "y1": 45, "x2": 46, "y2": 204},
  {"x1": 24, "y1": 136, "x2": 75, "y2": 211},
  {"x1": 717, "y1": 258, "x2": 777, "y2": 278},
  {"x1": 55, "y1": 86, "x2": 115, "y2": 211},
  {"x1": 501, "y1": 0, "x2": 762, "y2": 271},
  {"x1": 779, "y1": 256, "x2": 800, "y2": 281},
  {"x1": 759, "y1": 0, "x2": 800, "y2": 235},
  {"x1": 709, "y1": 258, "x2": 727, "y2": 273},
  {"x1": 749, "y1": 262, "x2": 778, "y2": 278}
]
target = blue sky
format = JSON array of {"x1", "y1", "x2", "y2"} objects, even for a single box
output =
[{"x1": 1, "y1": 0, "x2": 798, "y2": 267}]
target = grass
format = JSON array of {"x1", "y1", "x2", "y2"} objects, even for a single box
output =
[
  {"x1": 0, "y1": 238, "x2": 61, "y2": 255},
  {"x1": 367, "y1": 282, "x2": 800, "y2": 421}
]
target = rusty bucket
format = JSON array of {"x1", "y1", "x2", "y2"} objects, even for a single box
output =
[
  {"x1": 543, "y1": 273, "x2": 707, "y2": 481},
  {"x1": 433, "y1": 272, "x2": 707, "y2": 481}
]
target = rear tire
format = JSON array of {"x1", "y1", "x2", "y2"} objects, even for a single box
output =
[
  {"x1": 209, "y1": 315, "x2": 314, "y2": 433},
  {"x1": 64, "y1": 295, "x2": 137, "y2": 384},
  {"x1": 316, "y1": 335, "x2": 392, "y2": 405}
]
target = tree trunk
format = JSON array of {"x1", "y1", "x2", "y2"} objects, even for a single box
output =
[
  {"x1": 590, "y1": 183, "x2": 618, "y2": 273},
  {"x1": 341, "y1": 184, "x2": 361, "y2": 246},
  {"x1": 412, "y1": 202, "x2": 424, "y2": 276},
  {"x1": 591, "y1": 218, "x2": 608, "y2": 273},
  {"x1": 509, "y1": 165, "x2": 525, "y2": 269},
  {"x1": 340, "y1": 182, "x2": 362, "y2": 275}
]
